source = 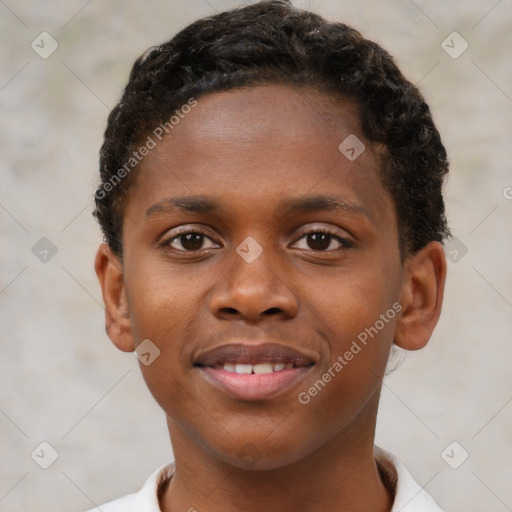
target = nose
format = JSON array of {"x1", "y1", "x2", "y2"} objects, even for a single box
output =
[{"x1": 209, "y1": 241, "x2": 299, "y2": 322}]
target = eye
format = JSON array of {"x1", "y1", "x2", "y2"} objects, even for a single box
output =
[
  {"x1": 162, "y1": 230, "x2": 219, "y2": 252},
  {"x1": 160, "y1": 227, "x2": 351, "y2": 253},
  {"x1": 292, "y1": 228, "x2": 353, "y2": 252}
]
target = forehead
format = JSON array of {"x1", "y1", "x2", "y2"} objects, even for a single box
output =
[
  {"x1": 164, "y1": 85, "x2": 364, "y2": 160},
  {"x1": 126, "y1": 84, "x2": 394, "y2": 229}
]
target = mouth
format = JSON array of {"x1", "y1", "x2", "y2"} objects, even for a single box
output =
[{"x1": 194, "y1": 342, "x2": 315, "y2": 401}]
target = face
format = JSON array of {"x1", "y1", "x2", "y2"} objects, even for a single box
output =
[{"x1": 111, "y1": 85, "x2": 406, "y2": 468}]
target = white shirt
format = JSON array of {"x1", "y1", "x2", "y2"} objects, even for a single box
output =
[{"x1": 85, "y1": 446, "x2": 442, "y2": 512}]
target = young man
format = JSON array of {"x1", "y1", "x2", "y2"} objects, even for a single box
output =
[{"x1": 91, "y1": 1, "x2": 449, "y2": 510}]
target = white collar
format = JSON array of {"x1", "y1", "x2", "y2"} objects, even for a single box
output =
[{"x1": 374, "y1": 446, "x2": 443, "y2": 511}]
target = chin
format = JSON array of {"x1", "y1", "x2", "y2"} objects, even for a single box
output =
[{"x1": 209, "y1": 433, "x2": 313, "y2": 471}]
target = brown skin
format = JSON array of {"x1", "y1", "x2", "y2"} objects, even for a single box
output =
[{"x1": 95, "y1": 85, "x2": 447, "y2": 512}]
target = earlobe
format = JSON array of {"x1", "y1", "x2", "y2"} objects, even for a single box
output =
[
  {"x1": 394, "y1": 241, "x2": 447, "y2": 351},
  {"x1": 94, "y1": 243, "x2": 134, "y2": 352}
]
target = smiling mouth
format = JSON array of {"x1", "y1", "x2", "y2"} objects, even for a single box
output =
[{"x1": 194, "y1": 342, "x2": 315, "y2": 400}]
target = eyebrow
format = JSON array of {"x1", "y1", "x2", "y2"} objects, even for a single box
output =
[
  {"x1": 145, "y1": 194, "x2": 371, "y2": 220},
  {"x1": 278, "y1": 195, "x2": 371, "y2": 219},
  {"x1": 145, "y1": 196, "x2": 220, "y2": 219}
]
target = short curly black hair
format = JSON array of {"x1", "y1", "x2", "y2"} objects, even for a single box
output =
[{"x1": 94, "y1": 0, "x2": 450, "y2": 258}]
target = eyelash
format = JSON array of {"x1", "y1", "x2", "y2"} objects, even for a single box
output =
[{"x1": 160, "y1": 227, "x2": 353, "y2": 253}]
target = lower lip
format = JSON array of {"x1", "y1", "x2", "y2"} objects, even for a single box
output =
[{"x1": 198, "y1": 366, "x2": 312, "y2": 401}]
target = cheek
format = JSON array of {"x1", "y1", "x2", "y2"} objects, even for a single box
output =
[
  {"x1": 126, "y1": 260, "x2": 201, "y2": 342},
  {"x1": 124, "y1": 261, "x2": 207, "y2": 409},
  {"x1": 296, "y1": 261, "x2": 400, "y2": 403},
  {"x1": 305, "y1": 263, "x2": 400, "y2": 346}
]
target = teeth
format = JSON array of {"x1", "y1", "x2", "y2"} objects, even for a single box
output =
[
  {"x1": 253, "y1": 363, "x2": 273, "y2": 374},
  {"x1": 222, "y1": 362, "x2": 292, "y2": 374},
  {"x1": 235, "y1": 364, "x2": 253, "y2": 374}
]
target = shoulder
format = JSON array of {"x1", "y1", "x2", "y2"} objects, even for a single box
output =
[
  {"x1": 375, "y1": 446, "x2": 443, "y2": 512},
  {"x1": 83, "y1": 462, "x2": 175, "y2": 512}
]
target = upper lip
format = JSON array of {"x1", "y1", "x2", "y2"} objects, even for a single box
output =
[{"x1": 194, "y1": 342, "x2": 315, "y2": 367}]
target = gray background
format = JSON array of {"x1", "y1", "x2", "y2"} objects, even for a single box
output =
[{"x1": 1, "y1": 0, "x2": 511, "y2": 510}]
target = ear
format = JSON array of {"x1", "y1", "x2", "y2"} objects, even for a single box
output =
[
  {"x1": 94, "y1": 243, "x2": 134, "y2": 352},
  {"x1": 394, "y1": 241, "x2": 447, "y2": 351}
]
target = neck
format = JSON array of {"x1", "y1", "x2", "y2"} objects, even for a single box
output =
[{"x1": 161, "y1": 396, "x2": 393, "y2": 512}]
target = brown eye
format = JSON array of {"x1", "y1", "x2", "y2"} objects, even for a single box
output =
[
  {"x1": 164, "y1": 231, "x2": 218, "y2": 252},
  {"x1": 306, "y1": 232, "x2": 332, "y2": 251},
  {"x1": 292, "y1": 229, "x2": 352, "y2": 252}
]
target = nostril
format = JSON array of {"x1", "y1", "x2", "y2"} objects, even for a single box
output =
[
  {"x1": 264, "y1": 307, "x2": 282, "y2": 315},
  {"x1": 221, "y1": 307, "x2": 239, "y2": 315}
]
